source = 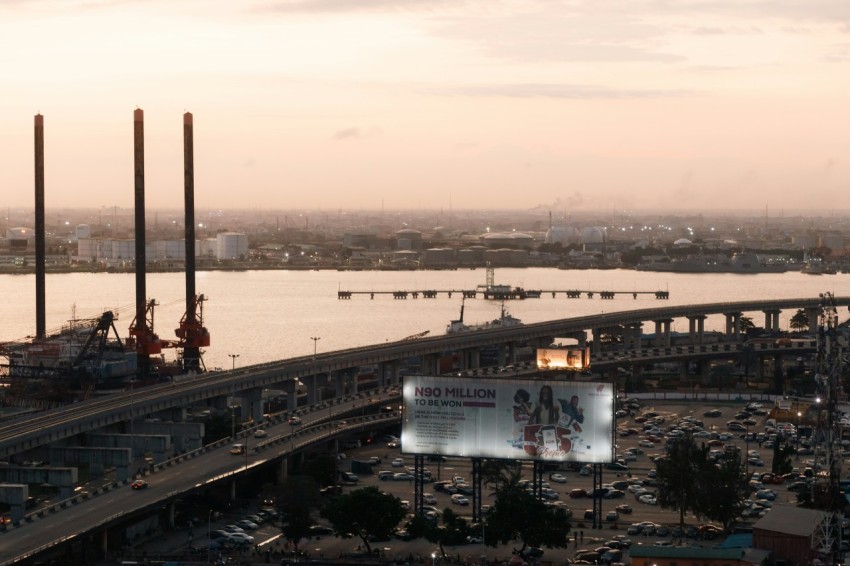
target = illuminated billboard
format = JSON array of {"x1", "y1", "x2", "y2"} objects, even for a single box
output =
[
  {"x1": 401, "y1": 376, "x2": 614, "y2": 463},
  {"x1": 536, "y1": 347, "x2": 590, "y2": 371}
]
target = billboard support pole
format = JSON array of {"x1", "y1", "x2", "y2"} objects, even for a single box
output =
[
  {"x1": 414, "y1": 454, "x2": 424, "y2": 516},
  {"x1": 472, "y1": 459, "x2": 483, "y2": 522},
  {"x1": 533, "y1": 460, "x2": 544, "y2": 501},
  {"x1": 592, "y1": 464, "x2": 603, "y2": 529}
]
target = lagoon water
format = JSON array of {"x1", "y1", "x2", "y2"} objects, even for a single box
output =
[{"x1": 0, "y1": 268, "x2": 846, "y2": 370}]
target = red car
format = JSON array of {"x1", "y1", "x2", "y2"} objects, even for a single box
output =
[{"x1": 131, "y1": 480, "x2": 148, "y2": 490}]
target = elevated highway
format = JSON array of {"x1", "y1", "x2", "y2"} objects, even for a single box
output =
[
  {"x1": 0, "y1": 297, "x2": 844, "y2": 460},
  {"x1": 0, "y1": 296, "x2": 843, "y2": 563}
]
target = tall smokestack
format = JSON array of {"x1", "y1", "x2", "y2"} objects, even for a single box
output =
[
  {"x1": 34, "y1": 114, "x2": 46, "y2": 339},
  {"x1": 133, "y1": 108, "x2": 148, "y2": 376},
  {"x1": 183, "y1": 112, "x2": 200, "y2": 370}
]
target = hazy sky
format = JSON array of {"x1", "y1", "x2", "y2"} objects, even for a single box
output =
[{"x1": 1, "y1": 0, "x2": 848, "y2": 213}]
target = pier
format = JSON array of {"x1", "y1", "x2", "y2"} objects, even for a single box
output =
[{"x1": 337, "y1": 288, "x2": 670, "y2": 300}]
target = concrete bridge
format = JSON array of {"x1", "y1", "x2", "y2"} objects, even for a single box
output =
[
  {"x1": 0, "y1": 296, "x2": 844, "y2": 564},
  {"x1": 0, "y1": 296, "x2": 844, "y2": 463}
]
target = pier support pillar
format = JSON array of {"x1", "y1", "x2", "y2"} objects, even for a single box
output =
[
  {"x1": 724, "y1": 312, "x2": 742, "y2": 340},
  {"x1": 591, "y1": 328, "x2": 602, "y2": 354},
  {"x1": 763, "y1": 309, "x2": 781, "y2": 333},
  {"x1": 688, "y1": 315, "x2": 707, "y2": 344}
]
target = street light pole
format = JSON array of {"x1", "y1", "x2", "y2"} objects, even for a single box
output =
[
  {"x1": 228, "y1": 353, "x2": 240, "y2": 371},
  {"x1": 796, "y1": 411, "x2": 802, "y2": 460}
]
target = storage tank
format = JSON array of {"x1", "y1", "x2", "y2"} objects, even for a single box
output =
[
  {"x1": 75, "y1": 224, "x2": 91, "y2": 239},
  {"x1": 216, "y1": 232, "x2": 248, "y2": 260}
]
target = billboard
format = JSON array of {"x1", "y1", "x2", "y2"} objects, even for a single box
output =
[
  {"x1": 536, "y1": 347, "x2": 590, "y2": 371},
  {"x1": 401, "y1": 376, "x2": 614, "y2": 463}
]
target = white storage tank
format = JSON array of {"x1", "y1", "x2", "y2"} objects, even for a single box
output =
[
  {"x1": 75, "y1": 224, "x2": 91, "y2": 239},
  {"x1": 77, "y1": 238, "x2": 99, "y2": 259},
  {"x1": 216, "y1": 232, "x2": 248, "y2": 260}
]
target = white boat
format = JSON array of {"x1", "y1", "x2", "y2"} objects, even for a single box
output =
[{"x1": 446, "y1": 300, "x2": 522, "y2": 334}]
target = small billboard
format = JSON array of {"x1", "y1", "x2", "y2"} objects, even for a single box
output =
[
  {"x1": 401, "y1": 376, "x2": 614, "y2": 463},
  {"x1": 536, "y1": 347, "x2": 590, "y2": 371}
]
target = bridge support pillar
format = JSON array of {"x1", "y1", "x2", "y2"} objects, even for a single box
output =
[
  {"x1": 101, "y1": 530, "x2": 108, "y2": 560},
  {"x1": 240, "y1": 388, "x2": 264, "y2": 424},
  {"x1": 653, "y1": 320, "x2": 672, "y2": 347},
  {"x1": 592, "y1": 328, "x2": 602, "y2": 354},
  {"x1": 230, "y1": 479, "x2": 236, "y2": 501},
  {"x1": 349, "y1": 368, "x2": 360, "y2": 395},
  {"x1": 277, "y1": 458, "x2": 288, "y2": 483},
  {"x1": 624, "y1": 323, "x2": 642, "y2": 349},
  {"x1": 724, "y1": 312, "x2": 742, "y2": 340},
  {"x1": 806, "y1": 308, "x2": 820, "y2": 333},
  {"x1": 688, "y1": 315, "x2": 707, "y2": 344},
  {"x1": 508, "y1": 342, "x2": 518, "y2": 364},
  {"x1": 306, "y1": 375, "x2": 319, "y2": 405},
  {"x1": 285, "y1": 379, "x2": 297, "y2": 412},
  {"x1": 679, "y1": 360, "x2": 689, "y2": 382},
  {"x1": 167, "y1": 501, "x2": 176, "y2": 528},
  {"x1": 763, "y1": 309, "x2": 781, "y2": 333},
  {"x1": 756, "y1": 355, "x2": 765, "y2": 379},
  {"x1": 423, "y1": 354, "x2": 439, "y2": 375}
]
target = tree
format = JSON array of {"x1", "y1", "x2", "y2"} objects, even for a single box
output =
[
  {"x1": 412, "y1": 507, "x2": 471, "y2": 558},
  {"x1": 739, "y1": 315, "x2": 756, "y2": 334},
  {"x1": 695, "y1": 454, "x2": 748, "y2": 530},
  {"x1": 655, "y1": 434, "x2": 709, "y2": 527},
  {"x1": 790, "y1": 309, "x2": 810, "y2": 332},
  {"x1": 771, "y1": 439, "x2": 796, "y2": 476},
  {"x1": 322, "y1": 486, "x2": 405, "y2": 555},
  {"x1": 297, "y1": 454, "x2": 337, "y2": 487},
  {"x1": 481, "y1": 461, "x2": 570, "y2": 554},
  {"x1": 272, "y1": 476, "x2": 322, "y2": 553},
  {"x1": 736, "y1": 344, "x2": 759, "y2": 386}
]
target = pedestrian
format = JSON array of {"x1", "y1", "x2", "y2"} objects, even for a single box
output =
[{"x1": 580, "y1": 530, "x2": 584, "y2": 542}]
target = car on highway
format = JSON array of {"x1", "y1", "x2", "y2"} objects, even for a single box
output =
[
  {"x1": 288, "y1": 416, "x2": 302, "y2": 426},
  {"x1": 703, "y1": 409, "x2": 722, "y2": 417},
  {"x1": 569, "y1": 488, "x2": 588, "y2": 498},
  {"x1": 253, "y1": 429, "x2": 267, "y2": 438},
  {"x1": 130, "y1": 480, "x2": 148, "y2": 490},
  {"x1": 605, "y1": 510, "x2": 619, "y2": 522},
  {"x1": 393, "y1": 473, "x2": 414, "y2": 481},
  {"x1": 615, "y1": 503, "x2": 633, "y2": 514}
]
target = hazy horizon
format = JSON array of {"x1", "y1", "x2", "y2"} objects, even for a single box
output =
[{"x1": 2, "y1": 1, "x2": 848, "y2": 212}]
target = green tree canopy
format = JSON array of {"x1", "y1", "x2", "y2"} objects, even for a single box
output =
[
  {"x1": 655, "y1": 434, "x2": 709, "y2": 527},
  {"x1": 272, "y1": 476, "x2": 323, "y2": 552},
  {"x1": 481, "y1": 461, "x2": 570, "y2": 554},
  {"x1": 321, "y1": 486, "x2": 406, "y2": 555},
  {"x1": 790, "y1": 309, "x2": 810, "y2": 332}
]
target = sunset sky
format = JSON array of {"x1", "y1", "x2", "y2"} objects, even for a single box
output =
[{"x1": 1, "y1": 0, "x2": 848, "y2": 212}]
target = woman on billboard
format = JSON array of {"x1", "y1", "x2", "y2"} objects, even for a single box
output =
[{"x1": 528, "y1": 385, "x2": 560, "y2": 425}]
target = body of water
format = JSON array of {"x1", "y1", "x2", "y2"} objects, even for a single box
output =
[{"x1": 0, "y1": 268, "x2": 845, "y2": 370}]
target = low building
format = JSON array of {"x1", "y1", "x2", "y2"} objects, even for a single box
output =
[
  {"x1": 752, "y1": 504, "x2": 831, "y2": 566},
  {"x1": 630, "y1": 545, "x2": 768, "y2": 566}
]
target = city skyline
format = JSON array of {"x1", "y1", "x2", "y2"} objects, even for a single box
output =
[{"x1": 1, "y1": 1, "x2": 848, "y2": 212}]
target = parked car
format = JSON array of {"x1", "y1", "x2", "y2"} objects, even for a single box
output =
[{"x1": 451, "y1": 494, "x2": 469, "y2": 506}]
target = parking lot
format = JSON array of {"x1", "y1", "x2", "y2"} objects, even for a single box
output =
[{"x1": 134, "y1": 397, "x2": 802, "y2": 564}]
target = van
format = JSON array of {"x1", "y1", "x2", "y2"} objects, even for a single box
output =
[
  {"x1": 766, "y1": 418, "x2": 777, "y2": 429},
  {"x1": 230, "y1": 443, "x2": 246, "y2": 455}
]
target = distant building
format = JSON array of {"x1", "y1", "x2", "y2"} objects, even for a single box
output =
[
  {"x1": 395, "y1": 229, "x2": 423, "y2": 250},
  {"x1": 480, "y1": 232, "x2": 534, "y2": 249}
]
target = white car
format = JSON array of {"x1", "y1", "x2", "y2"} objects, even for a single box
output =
[
  {"x1": 423, "y1": 493, "x2": 437, "y2": 504},
  {"x1": 638, "y1": 494, "x2": 657, "y2": 505},
  {"x1": 235, "y1": 519, "x2": 258, "y2": 530},
  {"x1": 451, "y1": 494, "x2": 469, "y2": 506},
  {"x1": 253, "y1": 429, "x2": 267, "y2": 439},
  {"x1": 391, "y1": 458, "x2": 404, "y2": 467},
  {"x1": 550, "y1": 473, "x2": 567, "y2": 483},
  {"x1": 638, "y1": 440, "x2": 655, "y2": 448},
  {"x1": 227, "y1": 532, "x2": 255, "y2": 545}
]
